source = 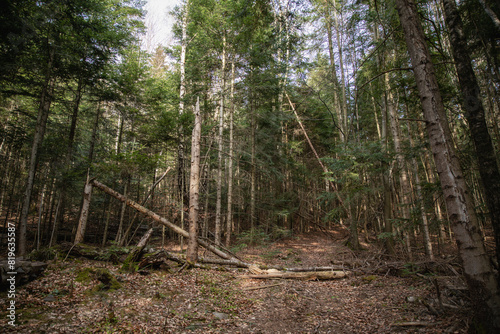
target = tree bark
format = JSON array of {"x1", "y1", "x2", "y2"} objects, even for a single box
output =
[
  {"x1": 215, "y1": 35, "x2": 226, "y2": 246},
  {"x1": 19, "y1": 47, "x2": 56, "y2": 256},
  {"x1": 226, "y1": 61, "x2": 235, "y2": 247},
  {"x1": 187, "y1": 98, "x2": 201, "y2": 263},
  {"x1": 324, "y1": 0, "x2": 343, "y2": 142},
  {"x1": 395, "y1": 0, "x2": 500, "y2": 329},
  {"x1": 177, "y1": 0, "x2": 190, "y2": 207},
  {"x1": 386, "y1": 74, "x2": 413, "y2": 258},
  {"x1": 74, "y1": 174, "x2": 93, "y2": 245},
  {"x1": 442, "y1": 0, "x2": 500, "y2": 268},
  {"x1": 477, "y1": 0, "x2": 500, "y2": 30}
]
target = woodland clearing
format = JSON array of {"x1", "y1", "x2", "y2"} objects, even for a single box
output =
[{"x1": 0, "y1": 231, "x2": 472, "y2": 333}]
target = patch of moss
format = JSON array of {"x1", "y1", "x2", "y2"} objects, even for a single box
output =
[
  {"x1": 362, "y1": 275, "x2": 378, "y2": 283},
  {"x1": 94, "y1": 268, "x2": 121, "y2": 291},
  {"x1": 76, "y1": 267, "x2": 121, "y2": 292},
  {"x1": 76, "y1": 268, "x2": 95, "y2": 284}
]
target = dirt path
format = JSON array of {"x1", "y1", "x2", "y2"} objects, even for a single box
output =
[{"x1": 0, "y1": 233, "x2": 469, "y2": 333}]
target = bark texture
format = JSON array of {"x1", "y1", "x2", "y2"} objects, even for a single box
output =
[
  {"x1": 442, "y1": 0, "x2": 500, "y2": 268},
  {"x1": 395, "y1": 0, "x2": 500, "y2": 329},
  {"x1": 187, "y1": 98, "x2": 201, "y2": 263}
]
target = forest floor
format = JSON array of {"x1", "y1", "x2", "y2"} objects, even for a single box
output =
[{"x1": 0, "y1": 231, "x2": 472, "y2": 333}]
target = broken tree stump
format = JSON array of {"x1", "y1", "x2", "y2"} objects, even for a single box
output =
[{"x1": 121, "y1": 228, "x2": 154, "y2": 272}]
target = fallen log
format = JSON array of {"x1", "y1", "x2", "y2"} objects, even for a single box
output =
[
  {"x1": 278, "y1": 266, "x2": 348, "y2": 272},
  {"x1": 240, "y1": 270, "x2": 349, "y2": 280},
  {"x1": 90, "y1": 179, "x2": 250, "y2": 268},
  {"x1": 0, "y1": 260, "x2": 48, "y2": 290}
]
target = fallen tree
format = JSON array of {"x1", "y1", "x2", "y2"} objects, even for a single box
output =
[
  {"x1": 240, "y1": 271, "x2": 348, "y2": 280},
  {"x1": 77, "y1": 178, "x2": 353, "y2": 280},
  {"x1": 88, "y1": 179, "x2": 250, "y2": 267}
]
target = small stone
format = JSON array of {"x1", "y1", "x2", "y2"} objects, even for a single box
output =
[
  {"x1": 213, "y1": 312, "x2": 229, "y2": 320},
  {"x1": 43, "y1": 294, "x2": 56, "y2": 302}
]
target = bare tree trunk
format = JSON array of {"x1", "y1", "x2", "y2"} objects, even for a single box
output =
[
  {"x1": 101, "y1": 198, "x2": 112, "y2": 247},
  {"x1": 332, "y1": 0, "x2": 348, "y2": 139},
  {"x1": 115, "y1": 179, "x2": 129, "y2": 243},
  {"x1": 226, "y1": 61, "x2": 235, "y2": 248},
  {"x1": 395, "y1": 0, "x2": 500, "y2": 329},
  {"x1": 215, "y1": 36, "x2": 226, "y2": 246},
  {"x1": 386, "y1": 75, "x2": 413, "y2": 259},
  {"x1": 324, "y1": 0, "x2": 343, "y2": 142},
  {"x1": 407, "y1": 123, "x2": 434, "y2": 260},
  {"x1": 19, "y1": 47, "x2": 56, "y2": 256},
  {"x1": 177, "y1": 0, "x2": 189, "y2": 207},
  {"x1": 115, "y1": 112, "x2": 124, "y2": 155},
  {"x1": 187, "y1": 98, "x2": 202, "y2": 263},
  {"x1": 74, "y1": 174, "x2": 93, "y2": 245},
  {"x1": 443, "y1": 0, "x2": 500, "y2": 267},
  {"x1": 250, "y1": 95, "x2": 256, "y2": 235}
]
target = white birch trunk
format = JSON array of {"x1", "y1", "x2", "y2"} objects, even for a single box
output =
[{"x1": 187, "y1": 98, "x2": 201, "y2": 262}]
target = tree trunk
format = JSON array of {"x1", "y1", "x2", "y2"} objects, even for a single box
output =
[
  {"x1": 177, "y1": 0, "x2": 189, "y2": 208},
  {"x1": 477, "y1": 0, "x2": 500, "y2": 30},
  {"x1": 442, "y1": 0, "x2": 500, "y2": 268},
  {"x1": 74, "y1": 174, "x2": 93, "y2": 245},
  {"x1": 19, "y1": 47, "x2": 56, "y2": 256},
  {"x1": 324, "y1": 0, "x2": 343, "y2": 142},
  {"x1": 407, "y1": 124, "x2": 434, "y2": 260},
  {"x1": 187, "y1": 98, "x2": 202, "y2": 263},
  {"x1": 332, "y1": 0, "x2": 348, "y2": 139},
  {"x1": 226, "y1": 61, "x2": 235, "y2": 248},
  {"x1": 215, "y1": 36, "x2": 226, "y2": 246},
  {"x1": 115, "y1": 179, "x2": 129, "y2": 242},
  {"x1": 250, "y1": 93, "x2": 256, "y2": 235},
  {"x1": 395, "y1": 0, "x2": 500, "y2": 329},
  {"x1": 386, "y1": 74, "x2": 413, "y2": 258}
]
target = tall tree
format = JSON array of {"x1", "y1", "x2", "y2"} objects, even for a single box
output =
[
  {"x1": 395, "y1": 0, "x2": 500, "y2": 329},
  {"x1": 187, "y1": 97, "x2": 201, "y2": 263},
  {"x1": 442, "y1": 0, "x2": 500, "y2": 268}
]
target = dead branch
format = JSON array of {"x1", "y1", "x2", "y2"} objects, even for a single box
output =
[
  {"x1": 240, "y1": 270, "x2": 349, "y2": 280},
  {"x1": 243, "y1": 283, "x2": 284, "y2": 291}
]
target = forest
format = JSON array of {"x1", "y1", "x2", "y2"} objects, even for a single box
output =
[{"x1": 1, "y1": 0, "x2": 500, "y2": 332}]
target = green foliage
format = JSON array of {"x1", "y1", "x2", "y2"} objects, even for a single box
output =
[
  {"x1": 97, "y1": 244, "x2": 130, "y2": 263},
  {"x1": 236, "y1": 225, "x2": 293, "y2": 246},
  {"x1": 236, "y1": 227, "x2": 270, "y2": 246},
  {"x1": 28, "y1": 248, "x2": 58, "y2": 262}
]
